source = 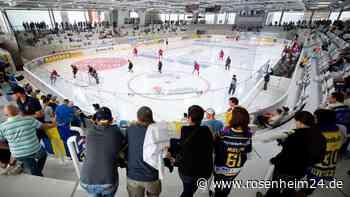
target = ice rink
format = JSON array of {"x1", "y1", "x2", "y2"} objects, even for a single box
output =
[{"x1": 29, "y1": 33, "x2": 287, "y2": 121}]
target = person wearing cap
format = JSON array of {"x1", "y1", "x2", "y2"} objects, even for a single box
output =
[
  {"x1": 202, "y1": 108, "x2": 224, "y2": 137},
  {"x1": 10, "y1": 85, "x2": 43, "y2": 120},
  {"x1": 80, "y1": 107, "x2": 125, "y2": 197},
  {"x1": 228, "y1": 75, "x2": 237, "y2": 95}
]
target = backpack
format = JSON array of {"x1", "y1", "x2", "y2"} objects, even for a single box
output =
[{"x1": 334, "y1": 106, "x2": 350, "y2": 134}]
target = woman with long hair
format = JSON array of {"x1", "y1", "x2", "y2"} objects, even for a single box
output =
[{"x1": 214, "y1": 106, "x2": 252, "y2": 197}]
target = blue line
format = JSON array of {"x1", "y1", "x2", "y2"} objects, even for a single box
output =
[{"x1": 138, "y1": 52, "x2": 211, "y2": 68}]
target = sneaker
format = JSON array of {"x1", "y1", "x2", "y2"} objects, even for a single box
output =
[
  {"x1": 7, "y1": 165, "x2": 23, "y2": 175},
  {"x1": 1, "y1": 165, "x2": 23, "y2": 176},
  {"x1": 256, "y1": 192, "x2": 264, "y2": 197},
  {"x1": 0, "y1": 165, "x2": 11, "y2": 175}
]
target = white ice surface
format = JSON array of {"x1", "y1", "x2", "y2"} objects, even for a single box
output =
[{"x1": 29, "y1": 35, "x2": 285, "y2": 121}]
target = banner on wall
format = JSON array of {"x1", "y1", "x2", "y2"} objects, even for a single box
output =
[{"x1": 43, "y1": 51, "x2": 82, "y2": 64}]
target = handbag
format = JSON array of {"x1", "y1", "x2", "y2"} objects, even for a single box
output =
[{"x1": 170, "y1": 127, "x2": 199, "y2": 167}]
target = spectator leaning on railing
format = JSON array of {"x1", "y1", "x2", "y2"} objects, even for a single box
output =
[
  {"x1": 80, "y1": 106, "x2": 125, "y2": 197},
  {"x1": 202, "y1": 108, "x2": 224, "y2": 138},
  {"x1": 301, "y1": 109, "x2": 346, "y2": 196},
  {"x1": 214, "y1": 106, "x2": 252, "y2": 197},
  {"x1": 55, "y1": 99, "x2": 74, "y2": 127},
  {"x1": 325, "y1": 92, "x2": 350, "y2": 154},
  {"x1": 54, "y1": 99, "x2": 81, "y2": 147},
  {"x1": 176, "y1": 105, "x2": 214, "y2": 197},
  {"x1": 257, "y1": 111, "x2": 326, "y2": 197},
  {"x1": 0, "y1": 104, "x2": 55, "y2": 176},
  {"x1": 9, "y1": 85, "x2": 46, "y2": 140},
  {"x1": 126, "y1": 106, "x2": 161, "y2": 197},
  {"x1": 224, "y1": 97, "x2": 239, "y2": 127}
]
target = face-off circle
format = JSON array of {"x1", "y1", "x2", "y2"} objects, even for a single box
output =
[
  {"x1": 73, "y1": 58, "x2": 128, "y2": 71},
  {"x1": 128, "y1": 71, "x2": 210, "y2": 100}
]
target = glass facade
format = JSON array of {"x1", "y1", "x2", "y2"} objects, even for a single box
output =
[{"x1": 6, "y1": 10, "x2": 52, "y2": 30}]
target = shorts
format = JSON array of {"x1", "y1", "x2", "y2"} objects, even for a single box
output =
[{"x1": 0, "y1": 149, "x2": 11, "y2": 164}]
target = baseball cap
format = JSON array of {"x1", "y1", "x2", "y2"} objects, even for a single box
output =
[
  {"x1": 95, "y1": 107, "x2": 113, "y2": 122},
  {"x1": 7, "y1": 85, "x2": 25, "y2": 95},
  {"x1": 206, "y1": 108, "x2": 215, "y2": 115}
]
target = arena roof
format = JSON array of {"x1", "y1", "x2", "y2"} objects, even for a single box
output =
[{"x1": 0, "y1": 0, "x2": 348, "y2": 11}]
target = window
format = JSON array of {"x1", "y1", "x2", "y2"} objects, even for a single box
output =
[
  {"x1": 130, "y1": 11, "x2": 139, "y2": 18},
  {"x1": 266, "y1": 12, "x2": 282, "y2": 25},
  {"x1": 329, "y1": 12, "x2": 340, "y2": 22},
  {"x1": 7, "y1": 10, "x2": 52, "y2": 30},
  {"x1": 52, "y1": 11, "x2": 62, "y2": 24},
  {"x1": 340, "y1": 11, "x2": 350, "y2": 21},
  {"x1": 227, "y1": 13, "x2": 236, "y2": 24},
  {"x1": 217, "y1": 13, "x2": 226, "y2": 24},
  {"x1": 0, "y1": 12, "x2": 10, "y2": 32},
  {"x1": 67, "y1": 11, "x2": 86, "y2": 23},
  {"x1": 160, "y1": 13, "x2": 168, "y2": 22},
  {"x1": 184, "y1": 14, "x2": 192, "y2": 21},
  {"x1": 312, "y1": 11, "x2": 330, "y2": 21},
  {"x1": 178, "y1": 14, "x2": 185, "y2": 21},
  {"x1": 281, "y1": 12, "x2": 304, "y2": 24},
  {"x1": 170, "y1": 14, "x2": 178, "y2": 21},
  {"x1": 205, "y1": 13, "x2": 215, "y2": 24}
]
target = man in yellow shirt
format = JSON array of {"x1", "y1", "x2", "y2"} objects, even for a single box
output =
[{"x1": 224, "y1": 97, "x2": 239, "y2": 126}]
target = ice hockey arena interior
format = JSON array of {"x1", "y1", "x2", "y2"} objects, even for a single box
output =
[{"x1": 0, "y1": 0, "x2": 350, "y2": 196}]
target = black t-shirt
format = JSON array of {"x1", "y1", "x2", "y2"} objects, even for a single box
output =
[
  {"x1": 17, "y1": 95, "x2": 42, "y2": 116},
  {"x1": 272, "y1": 128, "x2": 326, "y2": 176},
  {"x1": 178, "y1": 125, "x2": 214, "y2": 178}
]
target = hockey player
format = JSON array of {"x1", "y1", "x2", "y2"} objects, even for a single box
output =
[
  {"x1": 50, "y1": 69, "x2": 60, "y2": 85},
  {"x1": 225, "y1": 56, "x2": 231, "y2": 71},
  {"x1": 192, "y1": 61, "x2": 200, "y2": 76},
  {"x1": 219, "y1": 49, "x2": 224, "y2": 61},
  {"x1": 128, "y1": 59, "x2": 134, "y2": 73},
  {"x1": 228, "y1": 75, "x2": 237, "y2": 95},
  {"x1": 71, "y1": 64, "x2": 78, "y2": 79},
  {"x1": 133, "y1": 47, "x2": 138, "y2": 57},
  {"x1": 158, "y1": 60, "x2": 163, "y2": 73},
  {"x1": 91, "y1": 69, "x2": 99, "y2": 84},
  {"x1": 158, "y1": 48, "x2": 163, "y2": 59}
]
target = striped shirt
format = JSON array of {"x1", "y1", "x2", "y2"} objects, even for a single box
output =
[{"x1": 0, "y1": 116, "x2": 42, "y2": 158}]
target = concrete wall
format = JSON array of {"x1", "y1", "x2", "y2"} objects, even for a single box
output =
[{"x1": 0, "y1": 34, "x2": 23, "y2": 70}]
